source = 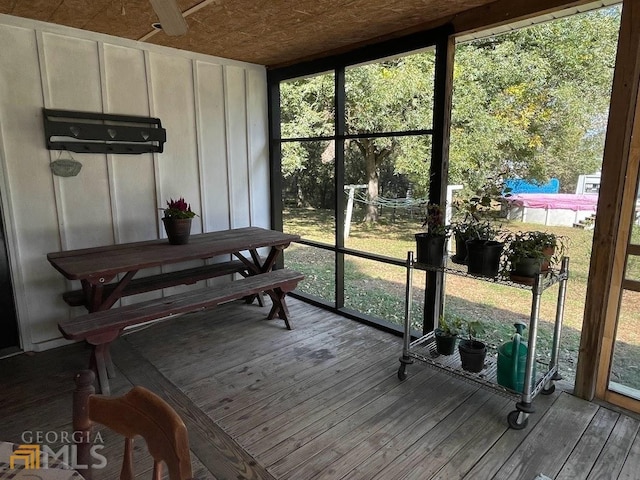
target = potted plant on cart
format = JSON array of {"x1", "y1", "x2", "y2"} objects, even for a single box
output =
[
  {"x1": 434, "y1": 313, "x2": 463, "y2": 356},
  {"x1": 458, "y1": 318, "x2": 487, "y2": 373},
  {"x1": 160, "y1": 197, "x2": 198, "y2": 245},
  {"x1": 450, "y1": 176, "x2": 509, "y2": 267},
  {"x1": 464, "y1": 221, "x2": 505, "y2": 278},
  {"x1": 415, "y1": 202, "x2": 450, "y2": 267},
  {"x1": 502, "y1": 230, "x2": 567, "y2": 284}
]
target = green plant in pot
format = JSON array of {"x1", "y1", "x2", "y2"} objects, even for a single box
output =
[
  {"x1": 502, "y1": 230, "x2": 567, "y2": 284},
  {"x1": 458, "y1": 319, "x2": 487, "y2": 373},
  {"x1": 449, "y1": 221, "x2": 475, "y2": 265},
  {"x1": 434, "y1": 314, "x2": 463, "y2": 356},
  {"x1": 415, "y1": 202, "x2": 450, "y2": 267},
  {"x1": 450, "y1": 176, "x2": 509, "y2": 266},
  {"x1": 160, "y1": 197, "x2": 198, "y2": 245},
  {"x1": 464, "y1": 221, "x2": 505, "y2": 278}
]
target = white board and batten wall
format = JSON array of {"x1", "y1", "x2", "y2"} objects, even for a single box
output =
[{"x1": 0, "y1": 14, "x2": 270, "y2": 352}]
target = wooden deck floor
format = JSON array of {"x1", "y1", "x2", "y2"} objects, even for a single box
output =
[{"x1": 2, "y1": 298, "x2": 640, "y2": 479}]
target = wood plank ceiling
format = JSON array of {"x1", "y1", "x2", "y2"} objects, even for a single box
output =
[{"x1": 0, "y1": 0, "x2": 517, "y2": 67}]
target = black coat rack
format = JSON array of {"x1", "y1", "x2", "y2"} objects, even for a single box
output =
[{"x1": 43, "y1": 109, "x2": 166, "y2": 154}]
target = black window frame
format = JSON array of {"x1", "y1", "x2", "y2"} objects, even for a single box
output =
[{"x1": 268, "y1": 25, "x2": 454, "y2": 334}]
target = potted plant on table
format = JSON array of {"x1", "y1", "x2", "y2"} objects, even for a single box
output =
[
  {"x1": 415, "y1": 202, "x2": 450, "y2": 267},
  {"x1": 502, "y1": 230, "x2": 567, "y2": 284},
  {"x1": 458, "y1": 318, "x2": 487, "y2": 373},
  {"x1": 160, "y1": 197, "x2": 198, "y2": 245},
  {"x1": 434, "y1": 313, "x2": 463, "y2": 356}
]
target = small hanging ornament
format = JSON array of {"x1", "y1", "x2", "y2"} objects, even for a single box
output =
[{"x1": 50, "y1": 152, "x2": 82, "y2": 177}]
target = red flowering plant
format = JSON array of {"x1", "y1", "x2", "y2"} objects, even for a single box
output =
[
  {"x1": 421, "y1": 202, "x2": 449, "y2": 236},
  {"x1": 160, "y1": 197, "x2": 197, "y2": 219}
]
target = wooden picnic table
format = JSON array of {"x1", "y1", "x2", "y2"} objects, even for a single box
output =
[
  {"x1": 47, "y1": 227, "x2": 302, "y2": 394},
  {"x1": 47, "y1": 226, "x2": 300, "y2": 312}
]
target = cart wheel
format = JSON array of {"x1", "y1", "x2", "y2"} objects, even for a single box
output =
[
  {"x1": 507, "y1": 410, "x2": 529, "y2": 430},
  {"x1": 397, "y1": 364, "x2": 407, "y2": 380},
  {"x1": 541, "y1": 383, "x2": 556, "y2": 395}
]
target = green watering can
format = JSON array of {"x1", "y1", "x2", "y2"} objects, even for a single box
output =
[{"x1": 497, "y1": 322, "x2": 535, "y2": 393}]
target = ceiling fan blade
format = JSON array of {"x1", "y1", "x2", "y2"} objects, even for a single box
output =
[{"x1": 149, "y1": 0, "x2": 188, "y2": 36}]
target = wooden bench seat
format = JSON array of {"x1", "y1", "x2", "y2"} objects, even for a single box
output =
[
  {"x1": 59, "y1": 268, "x2": 304, "y2": 394},
  {"x1": 62, "y1": 260, "x2": 248, "y2": 307}
]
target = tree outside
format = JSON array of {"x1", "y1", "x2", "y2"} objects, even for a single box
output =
[{"x1": 280, "y1": 7, "x2": 621, "y2": 217}]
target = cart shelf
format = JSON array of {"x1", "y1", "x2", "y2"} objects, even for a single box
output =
[
  {"x1": 407, "y1": 332, "x2": 558, "y2": 400},
  {"x1": 398, "y1": 252, "x2": 569, "y2": 429},
  {"x1": 414, "y1": 256, "x2": 567, "y2": 291}
]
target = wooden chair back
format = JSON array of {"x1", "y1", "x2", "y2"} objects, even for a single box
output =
[{"x1": 73, "y1": 370, "x2": 192, "y2": 480}]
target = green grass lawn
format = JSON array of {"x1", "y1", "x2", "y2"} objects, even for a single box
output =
[{"x1": 282, "y1": 206, "x2": 640, "y2": 389}]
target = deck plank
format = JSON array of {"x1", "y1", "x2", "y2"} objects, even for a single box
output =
[
  {"x1": 223, "y1": 343, "x2": 400, "y2": 438},
  {"x1": 586, "y1": 414, "x2": 640, "y2": 480},
  {"x1": 617, "y1": 426, "x2": 640, "y2": 479},
  {"x1": 240, "y1": 353, "x2": 405, "y2": 454},
  {"x1": 265, "y1": 366, "x2": 441, "y2": 477},
  {"x1": 458, "y1": 391, "x2": 561, "y2": 479},
  {"x1": 317, "y1": 379, "x2": 492, "y2": 480},
  {"x1": 3, "y1": 299, "x2": 640, "y2": 480},
  {"x1": 419, "y1": 397, "x2": 514, "y2": 480},
  {"x1": 192, "y1": 323, "x2": 393, "y2": 409},
  {"x1": 555, "y1": 407, "x2": 620, "y2": 480},
  {"x1": 110, "y1": 338, "x2": 276, "y2": 480},
  {"x1": 491, "y1": 392, "x2": 600, "y2": 480},
  {"x1": 369, "y1": 388, "x2": 499, "y2": 480},
  {"x1": 130, "y1": 301, "x2": 359, "y2": 386},
  {"x1": 284, "y1": 374, "x2": 478, "y2": 480}
]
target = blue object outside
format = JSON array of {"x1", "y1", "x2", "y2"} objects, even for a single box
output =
[{"x1": 503, "y1": 178, "x2": 560, "y2": 194}]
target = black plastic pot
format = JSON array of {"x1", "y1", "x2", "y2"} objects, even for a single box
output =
[
  {"x1": 512, "y1": 256, "x2": 543, "y2": 276},
  {"x1": 458, "y1": 339, "x2": 487, "y2": 373},
  {"x1": 415, "y1": 233, "x2": 447, "y2": 267},
  {"x1": 451, "y1": 233, "x2": 469, "y2": 265},
  {"x1": 434, "y1": 329, "x2": 457, "y2": 355},
  {"x1": 509, "y1": 257, "x2": 545, "y2": 285},
  {"x1": 466, "y1": 240, "x2": 504, "y2": 278}
]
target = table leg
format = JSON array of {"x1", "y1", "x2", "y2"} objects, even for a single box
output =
[
  {"x1": 266, "y1": 288, "x2": 292, "y2": 330},
  {"x1": 92, "y1": 344, "x2": 111, "y2": 395},
  {"x1": 83, "y1": 271, "x2": 137, "y2": 312},
  {"x1": 104, "y1": 347, "x2": 116, "y2": 379},
  {"x1": 83, "y1": 281, "x2": 105, "y2": 312},
  {"x1": 244, "y1": 291, "x2": 265, "y2": 306},
  {"x1": 262, "y1": 245, "x2": 285, "y2": 272}
]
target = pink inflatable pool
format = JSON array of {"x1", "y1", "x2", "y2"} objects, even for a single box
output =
[{"x1": 503, "y1": 193, "x2": 597, "y2": 226}]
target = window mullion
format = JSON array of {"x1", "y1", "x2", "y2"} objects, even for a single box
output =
[{"x1": 335, "y1": 67, "x2": 346, "y2": 309}]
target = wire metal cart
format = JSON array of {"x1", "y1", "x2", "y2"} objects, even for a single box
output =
[{"x1": 398, "y1": 251, "x2": 570, "y2": 429}]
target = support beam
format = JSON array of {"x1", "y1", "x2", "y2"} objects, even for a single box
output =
[
  {"x1": 450, "y1": 0, "x2": 609, "y2": 35},
  {"x1": 575, "y1": 0, "x2": 640, "y2": 401},
  {"x1": 423, "y1": 34, "x2": 455, "y2": 334}
]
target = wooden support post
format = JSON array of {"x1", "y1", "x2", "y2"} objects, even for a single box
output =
[
  {"x1": 423, "y1": 32, "x2": 455, "y2": 332},
  {"x1": 575, "y1": 0, "x2": 640, "y2": 401}
]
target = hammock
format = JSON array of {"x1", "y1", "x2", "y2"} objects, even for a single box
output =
[{"x1": 352, "y1": 190, "x2": 427, "y2": 209}]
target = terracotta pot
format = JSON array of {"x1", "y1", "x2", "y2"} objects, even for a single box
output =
[
  {"x1": 541, "y1": 246, "x2": 555, "y2": 272},
  {"x1": 162, "y1": 217, "x2": 192, "y2": 245}
]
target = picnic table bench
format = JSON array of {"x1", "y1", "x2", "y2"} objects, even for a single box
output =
[
  {"x1": 59, "y1": 269, "x2": 303, "y2": 394},
  {"x1": 61, "y1": 260, "x2": 248, "y2": 307}
]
